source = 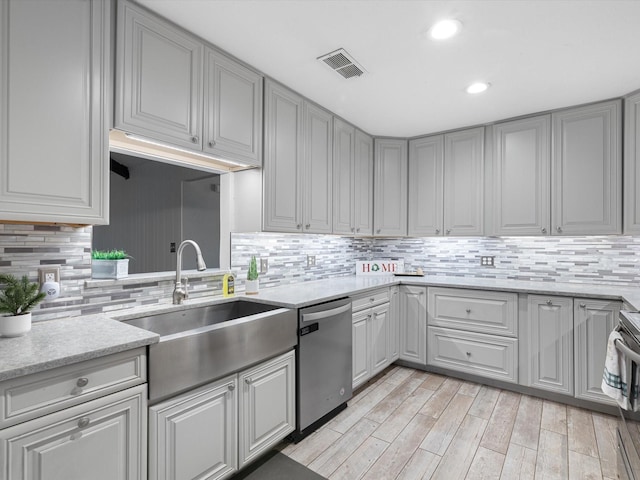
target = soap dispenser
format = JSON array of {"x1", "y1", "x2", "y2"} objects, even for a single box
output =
[{"x1": 223, "y1": 273, "x2": 235, "y2": 297}]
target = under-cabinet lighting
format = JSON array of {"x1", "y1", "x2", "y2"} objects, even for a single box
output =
[{"x1": 429, "y1": 19, "x2": 462, "y2": 40}]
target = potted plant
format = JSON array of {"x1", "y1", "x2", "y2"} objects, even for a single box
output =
[
  {"x1": 245, "y1": 256, "x2": 259, "y2": 294},
  {"x1": 0, "y1": 274, "x2": 46, "y2": 337},
  {"x1": 91, "y1": 249, "x2": 130, "y2": 279}
]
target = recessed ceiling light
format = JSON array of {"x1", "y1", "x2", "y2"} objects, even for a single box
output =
[
  {"x1": 429, "y1": 19, "x2": 462, "y2": 40},
  {"x1": 466, "y1": 82, "x2": 490, "y2": 94}
]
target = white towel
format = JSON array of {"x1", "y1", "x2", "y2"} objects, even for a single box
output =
[{"x1": 602, "y1": 330, "x2": 639, "y2": 410}]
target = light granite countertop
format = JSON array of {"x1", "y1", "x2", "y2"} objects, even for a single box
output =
[
  {"x1": 0, "y1": 314, "x2": 159, "y2": 382},
  {"x1": 3, "y1": 275, "x2": 640, "y2": 383}
]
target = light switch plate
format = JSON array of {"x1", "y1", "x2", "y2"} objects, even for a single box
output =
[
  {"x1": 307, "y1": 255, "x2": 316, "y2": 267},
  {"x1": 480, "y1": 256, "x2": 495, "y2": 267},
  {"x1": 260, "y1": 258, "x2": 268, "y2": 274}
]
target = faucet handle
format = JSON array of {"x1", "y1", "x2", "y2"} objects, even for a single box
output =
[{"x1": 182, "y1": 277, "x2": 189, "y2": 300}]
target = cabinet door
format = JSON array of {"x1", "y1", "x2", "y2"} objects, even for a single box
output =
[
  {"x1": 203, "y1": 48, "x2": 263, "y2": 166},
  {"x1": 388, "y1": 287, "x2": 400, "y2": 363},
  {"x1": 552, "y1": 100, "x2": 621, "y2": 235},
  {"x1": 374, "y1": 138, "x2": 408, "y2": 236},
  {"x1": 399, "y1": 286, "x2": 427, "y2": 365},
  {"x1": 574, "y1": 299, "x2": 620, "y2": 405},
  {"x1": 523, "y1": 295, "x2": 574, "y2": 395},
  {"x1": 443, "y1": 127, "x2": 485, "y2": 236},
  {"x1": 354, "y1": 130, "x2": 374, "y2": 236},
  {"x1": 492, "y1": 116, "x2": 550, "y2": 236},
  {"x1": 117, "y1": 0, "x2": 203, "y2": 150},
  {"x1": 333, "y1": 118, "x2": 355, "y2": 234},
  {"x1": 624, "y1": 91, "x2": 640, "y2": 234},
  {"x1": 1, "y1": 385, "x2": 146, "y2": 480},
  {"x1": 148, "y1": 377, "x2": 237, "y2": 480},
  {"x1": 0, "y1": 0, "x2": 109, "y2": 224},
  {"x1": 263, "y1": 80, "x2": 304, "y2": 232},
  {"x1": 408, "y1": 135, "x2": 444, "y2": 236},
  {"x1": 352, "y1": 309, "x2": 371, "y2": 389},
  {"x1": 371, "y1": 303, "x2": 390, "y2": 376},
  {"x1": 239, "y1": 351, "x2": 295, "y2": 467},
  {"x1": 303, "y1": 103, "x2": 333, "y2": 233}
]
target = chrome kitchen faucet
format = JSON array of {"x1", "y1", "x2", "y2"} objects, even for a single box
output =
[{"x1": 173, "y1": 240, "x2": 207, "y2": 305}]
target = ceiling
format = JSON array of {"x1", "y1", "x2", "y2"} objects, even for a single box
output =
[{"x1": 137, "y1": 0, "x2": 640, "y2": 138}]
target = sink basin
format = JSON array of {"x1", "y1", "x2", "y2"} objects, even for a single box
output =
[{"x1": 121, "y1": 300, "x2": 297, "y2": 403}]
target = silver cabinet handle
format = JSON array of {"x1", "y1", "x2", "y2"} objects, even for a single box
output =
[
  {"x1": 541, "y1": 227, "x2": 547, "y2": 234},
  {"x1": 466, "y1": 352, "x2": 471, "y2": 357},
  {"x1": 370, "y1": 297, "x2": 375, "y2": 302},
  {"x1": 296, "y1": 224, "x2": 302, "y2": 230},
  {"x1": 556, "y1": 226, "x2": 562, "y2": 233},
  {"x1": 305, "y1": 224, "x2": 311, "y2": 229},
  {"x1": 245, "y1": 378, "x2": 252, "y2": 385},
  {"x1": 351, "y1": 227, "x2": 355, "y2": 233},
  {"x1": 76, "y1": 377, "x2": 89, "y2": 388},
  {"x1": 435, "y1": 229, "x2": 440, "y2": 234},
  {"x1": 466, "y1": 308, "x2": 471, "y2": 314},
  {"x1": 419, "y1": 290, "x2": 425, "y2": 296},
  {"x1": 356, "y1": 228, "x2": 360, "y2": 233},
  {"x1": 208, "y1": 140, "x2": 215, "y2": 147},
  {"x1": 376, "y1": 229, "x2": 381, "y2": 234},
  {"x1": 228, "y1": 383, "x2": 235, "y2": 391},
  {"x1": 580, "y1": 303, "x2": 586, "y2": 308},
  {"x1": 446, "y1": 229, "x2": 451, "y2": 235},
  {"x1": 191, "y1": 136, "x2": 199, "y2": 143},
  {"x1": 77, "y1": 417, "x2": 90, "y2": 428},
  {"x1": 546, "y1": 300, "x2": 553, "y2": 306}
]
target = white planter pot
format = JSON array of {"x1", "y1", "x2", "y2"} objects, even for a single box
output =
[
  {"x1": 245, "y1": 279, "x2": 259, "y2": 295},
  {"x1": 91, "y1": 259, "x2": 129, "y2": 279},
  {"x1": 0, "y1": 312, "x2": 32, "y2": 337}
]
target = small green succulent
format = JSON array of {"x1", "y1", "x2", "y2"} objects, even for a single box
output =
[{"x1": 247, "y1": 256, "x2": 259, "y2": 281}]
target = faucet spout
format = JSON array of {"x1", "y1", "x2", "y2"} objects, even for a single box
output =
[{"x1": 173, "y1": 240, "x2": 207, "y2": 305}]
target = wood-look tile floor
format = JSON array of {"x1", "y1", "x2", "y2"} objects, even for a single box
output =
[{"x1": 279, "y1": 366, "x2": 621, "y2": 480}]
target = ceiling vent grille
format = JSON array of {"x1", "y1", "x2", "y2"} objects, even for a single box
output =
[{"x1": 317, "y1": 48, "x2": 365, "y2": 79}]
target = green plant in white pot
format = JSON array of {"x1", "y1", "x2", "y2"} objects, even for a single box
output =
[
  {"x1": 0, "y1": 274, "x2": 46, "y2": 337},
  {"x1": 91, "y1": 249, "x2": 130, "y2": 279},
  {"x1": 245, "y1": 256, "x2": 259, "y2": 295}
]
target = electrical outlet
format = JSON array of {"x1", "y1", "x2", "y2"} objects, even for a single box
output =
[
  {"x1": 260, "y1": 257, "x2": 268, "y2": 274},
  {"x1": 480, "y1": 256, "x2": 495, "y2": 267},
  {"x1": 307, "y1": 255, "x2": 316, "y2": 267},
  {"x1": 38, "y1": 267, "x2": 60, "y2": 284}
]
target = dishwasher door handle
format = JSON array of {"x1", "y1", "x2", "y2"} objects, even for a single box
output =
[{"x1": 301, "y1": 302, "x2": 351, "y2": 323}]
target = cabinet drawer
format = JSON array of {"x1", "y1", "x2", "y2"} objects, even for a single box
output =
[
  {"x1": 0, "y1": 348, "x2": 146, "y2": 428},
  {"x1": 427, "y1": 326, "x2": 518, "y2": 383},
  {"x1": 428, "y1": 287, "x2": 518, "y2": 336},
  {"x1": 351, "y1": 288, "x2": 390, "y2": 311}
]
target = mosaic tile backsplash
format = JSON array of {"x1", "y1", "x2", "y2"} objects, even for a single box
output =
[{"x1": 2, "y1": 223, "x2": 640, "y2": 322}]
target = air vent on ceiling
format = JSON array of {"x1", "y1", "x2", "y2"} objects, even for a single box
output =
[{"x1": 317, "y1": 48, "x2": 365, "y2": 79}]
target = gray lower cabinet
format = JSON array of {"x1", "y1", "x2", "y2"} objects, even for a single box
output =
[
  {"x1": 0, "y1": 0, "x2": 109, "y2": 224},
  {"x1": 551, "y1": 100, "x2": 621, "y2": 235},
  {"x1": 491, "y1": 115, "x2": 551, "y2": 236},
  {"x1": 520, "y1": 295, "x2": 574, "y2": 395},
  {"x1": 398, "y1": 286, "x2": 427, "y2": 365},
  {"x1": 624, "y1": 90, "x2": 640, "y2": 234},
  {"x1": 574, "y1": 298, "x2": 620, "y2": 405},
  {"x1": 263, "y1": 80, "x2": 332, "y2": 233},
  {"x1": 373, "y1": 138, "x2": 408, "y2": 236},
  {"x1": 426, "y1": 287, "x2": 518, "y2": 383},
  {"x1": 408, "y1": 135, "x2": 444, "y2": 236},
  {"x1": 149, "y1": 351, "x2": 295, "y2": 480}
]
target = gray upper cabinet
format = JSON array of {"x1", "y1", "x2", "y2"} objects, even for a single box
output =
[
  {"x1": 263, "y1": 80, "x2": 332, "y2": 233},
  {"x1": 443, "y1": 127, "x2": 485, "y2": 236},
  {"x1": 263, "y1": 80, "x2": 304, "y2": 232},
  {"x1": 492, "y1": 116, "x2": 551, "y2": 236},
  {"x1": 333, "y1": 121, "x2": 373, "y2": 236},
  {"x1": 624, "y1": 90, "x2": 640, "y2": 234},
  {"x1": 333, "y1": 118, "x2": 356, "y2": 235},
  {"x1": 117, "y1": 0, "x2": 203, "y2": 150},
  {"x1": 374, "y1": 139, "x2": 408, "y2": 236},
  {"x1": 302, "y1": 103, "x2": 333, "y2": 233},
  {"x1": 0, "y1": 0, "x2": 110, "y2": 224},
  {"x1": 354, "y1": 130, "x2": 374, "y2": 235},
  {"x1": 408, "y1": 135, "x2": 444, "y2": 236},
  {"x1": 116, "y1": 0, "x2": 262, "y2": 166},
  {"x1": 551, "y1": 100, "x2": 621, "y2": 235},
  {"x1": 203, "y1": 48, "x2": 263, "y2": 166}
]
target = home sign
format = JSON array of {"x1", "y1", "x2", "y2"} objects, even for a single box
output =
[{"x1": 356, "y1": 260, "x2": 404, "y2": 276}]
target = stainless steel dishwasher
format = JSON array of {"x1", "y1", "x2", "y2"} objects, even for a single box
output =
[{"x1": 293, "y1": 297, "x2": 353, "y2": 441}]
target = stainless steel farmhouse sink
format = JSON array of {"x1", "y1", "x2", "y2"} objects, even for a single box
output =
[{"x1": 122, "y1": 300, "x2": 297, "y2": 403}]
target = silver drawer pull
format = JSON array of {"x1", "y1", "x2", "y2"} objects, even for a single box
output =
[
  {"x1": 245, "y1": 378, "x2": 252, "y2": 385},
  {"x1": 76, "y1": 377, "x2": 89, "y2": 388},
  {"x1": 446, "y1": 229, "x2": 451, "y2": 235},
  {"x1": 228, "y1": 384, "x2": 235, "y2": 392},
  {"x1": 579, "y1": 303, "x2": 586, "y2": 308},
  {"x1": 465, "y1": 308, "x2": 471, "y2": 314},
  {"x1": 77, "y1": 417, "x2": 90, "y2": 429},
  {"x1": 541, "y1": 227, "x2": 547, "y2": 234},
  {"x1": 546, "y1": 300, "x2": 553, "y2": 306},
  {"x1": 191, "y1": 136, "x2": 199, "y2": 143},
  {"x1": 208, "y1": 140, "x2": 215, "y2": 147},
  {"x1": 435, "y1": 229, "x2": 440, "y2": 234},
  {"x1": 466, "y1": 352, "x2": 471, "y2": 357},
  {"x1": 370, "y1": 298, "x2": 375, "y2": 302}
]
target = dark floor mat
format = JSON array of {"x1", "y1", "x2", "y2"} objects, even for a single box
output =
[{"x1": 230, "y1": 450, "x2": 327, "y2": 480}]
